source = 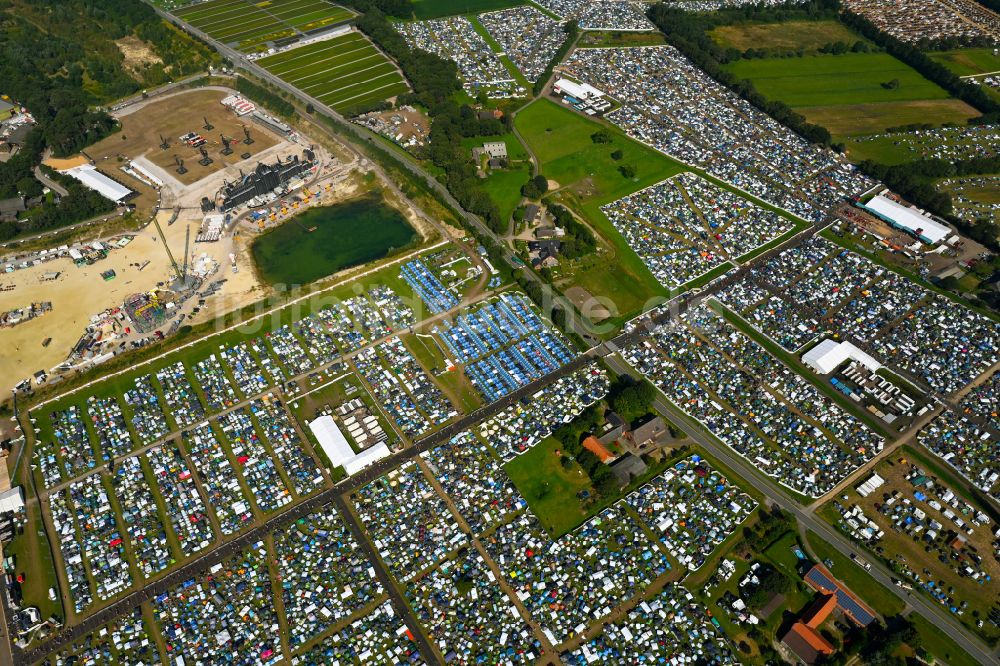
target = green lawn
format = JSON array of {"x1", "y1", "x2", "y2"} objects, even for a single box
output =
[
  {"x1": 928, "y1": 48, "x2": 1000, "y2": 77},
  {"x1": 482, "y1": 164, "x2": 530, "y2": 231},
  {"x1": 804, "y1": 531, "x2": 905, "y2": 617},
  {"x1": 411, "y1": 0, "x2": 525, "y2": 19},
  {"x1": 515, "y1": 99, "x2": 685, "y2": 323},
  {"x1": 910, "y1": 615, "x2": 981, "y2": 666},
  {"x1": 503, "y1": 437, "x2": 593, "y2": 536},
  {"x1": 726, "y1": 53, "x2": 952, "y2": 107},
  {"x1": 710, "y1": 19, "x2": 865, "y2": 53}
]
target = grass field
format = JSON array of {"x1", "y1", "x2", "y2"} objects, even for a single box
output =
[
  {"x1": 801, "y1": 99, "x2": 979, "y2": 137},
  {"x1": 410, "y1": 0, "x2": 525, "y2": 19},
  {"x1": 727, "y1": 53, "x2": 951, "y2": 106},
  {"x1": 258, "y1": 32, "x2": 410, "y2": 113},
  {"x1": 503, "y1": 437, "x2": 591, "y2": 536},
  {"x1": 726, "y1": 52, "x2": 979, "y2": 136},
  {"x1": 578, "y1": 31, "x2": 667, "y2": 49},
  {"x1": 929, "y1": 47, "x2": 1000, "y2": 77},
  {"x1": 175, "y1": 0, "x2": 354, "y2": 53},
  {"x1": 710, "y1": 19, "x2": 865, "y2": 53},
  {"x1": 514, "y1": 99, "x2": 684, "y2": 323}
]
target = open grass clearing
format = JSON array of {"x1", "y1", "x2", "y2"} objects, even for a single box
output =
[
  {"x1": 726, "y1": 53, "x2": 952, "y2": 107},
  {"x1": 514, "y1": 99, "x2": 684, "y2": 324},
  {"x1": 802, "y1": 99, "x2": 980, "y2": 137},
  {"x1": 928, "y1": 48, "x2": 1000, "y2": 77},
  {"x1": 710, "y1": 19, "x2": 865, "y2": 53}
]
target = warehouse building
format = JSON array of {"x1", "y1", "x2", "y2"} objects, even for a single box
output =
[{"x1": 860, "y1": 194, "x2": 951, "y2": 245}]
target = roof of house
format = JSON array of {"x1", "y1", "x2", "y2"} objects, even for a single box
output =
[
  {"x1": 582, "y1": 435, "x2": 615, "y2": 463},
  {"x1": 610, "y1": 453, "x2": 647, "y2": 486},
  {"x1": 804, "y1": 564, "x2": 877, "y2": 627},
  {"x1": 631, "y1": 416, "x2": 667, "y2": 445},
  {"x1": 783, "y1": 623, "x2": 834, "y2": 664},
  {"x1": 803, "y1": 593, "x2": 837, "y2": 629}
]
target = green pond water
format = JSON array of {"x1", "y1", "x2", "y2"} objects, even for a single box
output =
[{"x1": 251, "y1": 195, "x2": 417, "y2": 285}]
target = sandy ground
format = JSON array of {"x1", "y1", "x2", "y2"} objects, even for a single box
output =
[{"x1": 0, "y1": 211, "x2": 259, "y2": 390}]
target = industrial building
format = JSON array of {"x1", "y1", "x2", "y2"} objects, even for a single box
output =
[
  {"x1": 860, "y1": 194, "x2": 952, "y2": 245},
  {"x1": 60, "y1": 164, "x2": 134, "y2": 204},
  {"x1": 219, "y1": 151, "x2": 314, "y2": 211}
]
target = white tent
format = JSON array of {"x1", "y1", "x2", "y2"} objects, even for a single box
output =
[
  {"x1": 62, "y1": 164, "x2": 132, "y2": 203},
  {"x1": 802, "y1": 339, "x2": 882, "y2": 375},
  {"x1": 863, "y1": 195, "x2": 950, "y2": 245},
  {"x1": 309, "y1": 415, "x2": 390, "y2": 476}
]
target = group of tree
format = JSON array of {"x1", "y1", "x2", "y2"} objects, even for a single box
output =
[
  {"x1": 647, "y1": 1, "x2": 838, "y2": 147},
  {"x1": 737, "y1": 39, "x2": 870, "y2": 61},
  {"x1": 734, "y1": 505, "x2": 795, "y2": 554},
  {"x1": 235, "y1": 77, "x2": 295, "y2": 117},
  {"x1": 549, "y1": 406, "x2": 622, "y2": 499},
  {"x1": 521, "y1": 174, "x2": 549, "y2": 199},
  {"x1": 606, "y1": 375, "x2": 657, "y2": 422},
  {"x1": 744, "y1": 562, "x2": 793, "y2": 610},
  {"x1": 547, "y1": 203, "x2": 597, "y2": 260}
]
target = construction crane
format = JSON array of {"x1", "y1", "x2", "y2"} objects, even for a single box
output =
[{"x1": 152, "y1": 214, "x2": 184, "y2": 285}]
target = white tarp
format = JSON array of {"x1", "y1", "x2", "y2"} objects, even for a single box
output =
[
  {"x1": 309, "y1": 415, "x2": 391, "y2": 476},
  {"x1": 62, "y1": 164, "x2": 132, "y2": 203},
  {"x1": 864, "y1": 195, "x2": 950, "y2": 245}
]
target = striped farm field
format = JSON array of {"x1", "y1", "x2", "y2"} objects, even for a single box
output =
[
  {"x1": 258, "y1": 32, "x2": 410, "y2": 113},
  {"x1": 174, "y1": 0, "x2": 354, "y2": 53}
]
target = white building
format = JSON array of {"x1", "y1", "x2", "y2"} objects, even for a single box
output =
[
  {"x1": 553, "y1": 78, "x2": 605, "y2": 101},
  {"x1": 802, "y1": 339, "x2": 882, "y2": 375},
  {"x1": 861, "y1": 194, "x2": 951, "y2": 245},
  {"x1": 61, "y1": 164, "x2": 133, "y2": 204},
  {"x1": 308, "y1": 415, "x2": 390, "y2": 476}
]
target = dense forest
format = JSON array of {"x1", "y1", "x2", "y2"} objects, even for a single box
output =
[{"x1": 0, "y1": 0, "x2": 218, "y2": 241}]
